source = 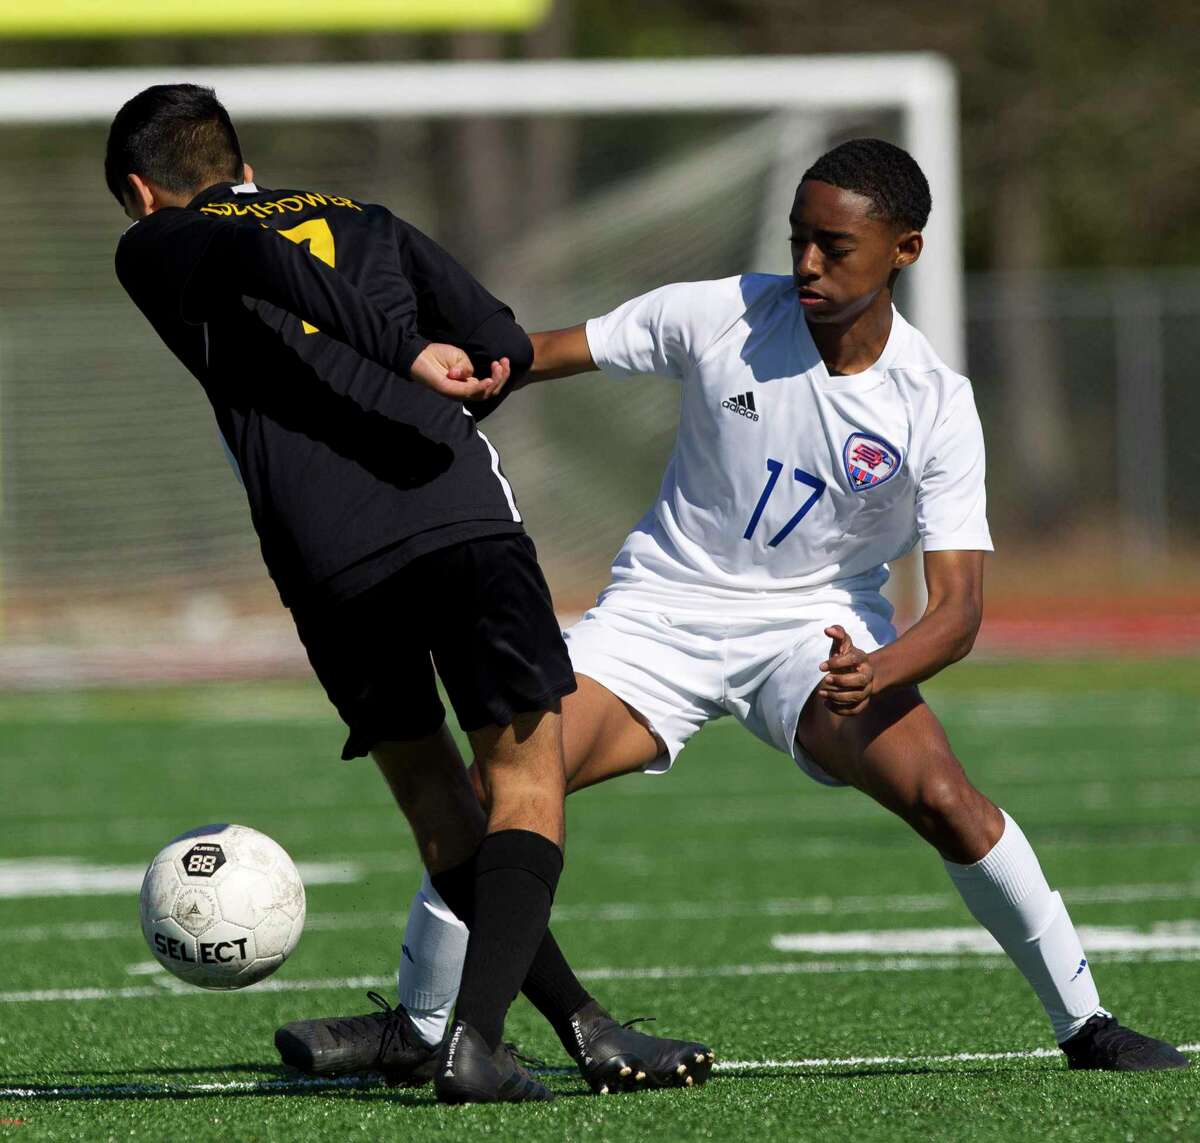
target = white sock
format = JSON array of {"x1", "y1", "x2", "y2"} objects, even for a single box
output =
[
  {"x1": 944, "y1": 809, "x2": 1105, "y2": 1043},
  {"x1": 396, "y1": 873, "x2": 469, "y2": 1047}
]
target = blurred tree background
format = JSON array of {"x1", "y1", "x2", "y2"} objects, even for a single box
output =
[
  {"x1": 8, "y1": 0, "x2": 1197, "y2": 268},
  {"x1": 1, "y1": 1, "x2": 1197, "y2": 647}
]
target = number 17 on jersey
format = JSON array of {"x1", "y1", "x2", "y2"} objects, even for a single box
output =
[{"x1": 743, "y1": 458, "x2": 826, "y2": 547}]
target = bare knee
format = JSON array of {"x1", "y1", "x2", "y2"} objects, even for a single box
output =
[
  {"x1": 905, "y1": 764, "x2": 1001, "y2": 863},
  {"x1": 467, "y1": 762, "x2": 486, "y2": 807},
  {"x1": 800, "y1": 692, "x2": 1003, "y2": 863},
  {"x1": 469, "y1": 708, "x2": 566, "y2": 845},
  {"x1": 371, "y1": 734, "x2": 487, "y2": 872},
  {"x1": 376, "y1": 731, "x2": 467, "y2": 804},
  {"x1": 378, "y1": 754, "x2": 433, "y2": 809},
  {"x1": 909, "y1": 771, "x2": 971, "y2": 834}
]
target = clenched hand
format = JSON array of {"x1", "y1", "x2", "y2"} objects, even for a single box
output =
[{"x1": 815, "y1": 624, "x2": 876, "y2": 716}]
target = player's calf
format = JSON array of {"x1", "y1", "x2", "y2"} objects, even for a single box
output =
[
  {"x1": 450, "y1": 710, "x2": 567, "y2": 1053},
  {"x1": 945, "y1": 808, "x2": 1190, "y2": 1065}
]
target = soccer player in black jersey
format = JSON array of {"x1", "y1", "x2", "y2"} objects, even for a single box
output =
[{"x1": 107, "y1": 84, "x2": 711, "y2": 1103}]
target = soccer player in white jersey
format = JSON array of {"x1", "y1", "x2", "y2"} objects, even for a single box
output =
[{"x1": 283, "y1": 139, "x2": 1188, "y2": 1076}]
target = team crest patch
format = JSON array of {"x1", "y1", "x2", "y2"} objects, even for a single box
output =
[{"x1": 843, "y1": 432, "x2": 901, "y2": 492}]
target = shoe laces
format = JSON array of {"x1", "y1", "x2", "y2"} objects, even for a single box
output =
[
  {"x1": 365, "y1": 991, "x2": 414, "y2": 1064},
  {"x1": 620, "y1": 1015, "x2": 656, "y2": 1031},
  {"x1": 505, "y1": 1043, "x2": 549, "y2": 1071},
  {"x1": 1071, "y1": 1015, "x2": 1142, "y2": 1064}
]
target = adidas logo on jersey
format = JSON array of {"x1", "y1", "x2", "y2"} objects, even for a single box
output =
[{"x1": 721, "y1": 391, "x2": 759, "y2": 421}]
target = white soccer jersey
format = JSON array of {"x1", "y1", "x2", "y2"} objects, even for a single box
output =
[{"x1": 584, "y1": 274, "x2": 993, "y2": 605}]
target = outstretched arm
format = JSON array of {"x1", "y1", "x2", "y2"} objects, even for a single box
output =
[
  {"x1": 479, "y1": 282, "x2": 702, "y2": 402},
  {"x1": 464, "y1": 325, "x2": 596, "y2": 413},
  {"x1": 816, "y1": 550, "x2": 985, "y2": 715},
  {"x1": 528, "y1": 325, "x2": 599, "y2": 382}
]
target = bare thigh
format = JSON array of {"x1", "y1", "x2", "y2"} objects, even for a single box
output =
[
  {"x1": 796, "y1": 687, "x2": 1003, "y2": 863},
  {"x1": 375, "y1": 675, "x2": 666, "y2": 863},
  {"x1": 562, "y1": 674, "x2": 663, "y2": 794}
]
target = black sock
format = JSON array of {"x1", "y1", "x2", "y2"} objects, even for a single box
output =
[
  {"x1": 433, "y1": 853, "x2": 592, "y2": 1053},
  {"x1": 521, "y1": 940, "x2": 593, "y2": 1055},
  {"x1": 450, "y1": 829, "x2": 563, "y2": 1052},
  {"x1": 430, "y1": 857, "x2": 478, "y2": 928}
]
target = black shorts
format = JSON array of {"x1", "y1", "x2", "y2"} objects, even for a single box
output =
[{"x1": 293, "y1": 534, "x2": 577, "y2": 759}]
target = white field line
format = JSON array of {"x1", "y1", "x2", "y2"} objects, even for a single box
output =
[
  {"x1": 2, "y1": 1044, "x2": 1197, "y2": 1098},
  {"x1": 771, "y1": 922, "x2": 1200, "y2": 956},
  {"x1": 0, "y1": 859, "x2": 359, "y2": 899},
  {"x1": 713, "y1": 1042, "x2": 1200, "y2": 1069},
  {"x1": 6, "y1": 949, "x2": 1200, "y2": 1005},
  {"x1": 5, "y1": 880, "x2": 1199, "y2": 944},
  {"x1": 556, "y1": 882, "x2": 1200, "y2": 923}
]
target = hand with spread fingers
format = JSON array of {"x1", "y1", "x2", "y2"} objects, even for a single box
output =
[
  {"x1": 815, "y1": 624, "x2": 876, "y2": 715},
  {"x1": 410, "y1": 342, "x2": 511, "y2": 402}
]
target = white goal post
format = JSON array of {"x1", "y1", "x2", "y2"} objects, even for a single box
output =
[{"x1": 2, "y1": 54, "x2": 963, "y2": 367}]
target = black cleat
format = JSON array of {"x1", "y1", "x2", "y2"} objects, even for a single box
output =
[
  {"x1": 566, "y1": 1000, "x2": 715, "y2": 1093},
  {"x1": 435, "y1": 1020, "x2": 555, "y2": 1104},
  {"x1": 274, "y1": 991, "x2": 438, "y2": 1087},
  {"x1": 1061, "y1": 1013, "x2": 1190, "y2": 1071}
]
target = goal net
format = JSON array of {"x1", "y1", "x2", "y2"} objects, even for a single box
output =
[{"x1": 0, "y1": 56, "x2": 960, "y2": 682}]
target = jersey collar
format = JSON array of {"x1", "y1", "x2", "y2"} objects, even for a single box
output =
[
  {"x1": 186, "y1": 181, "x2": 264, "y2": 210},
  {"x1": 804, "y1": 304, "x2": 905, "y2": 392}
]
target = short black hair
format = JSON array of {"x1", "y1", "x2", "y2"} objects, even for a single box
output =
[
  {"x1": 801, "y1": 138, "x2": 931, "y2": 232},
  {"x1": 105, "y1": 84, "x2": 243, "y2": 205}
]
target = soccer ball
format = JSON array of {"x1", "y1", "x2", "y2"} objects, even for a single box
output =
[{"x1": 139, "y1": 823, "x2": 306, "y2": 990}]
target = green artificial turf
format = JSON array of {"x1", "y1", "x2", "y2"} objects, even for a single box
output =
[{"x1": 0, "y1": 661, "x2": 1197, "y2": 1141}]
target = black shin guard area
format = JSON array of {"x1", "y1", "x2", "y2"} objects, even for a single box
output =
[
  {"x1": 434, "y1": 846, "x2": 592, "y2": 1051},
  {"x1": 453, "y1": 830, "x2": 563, "y2": 1051}
]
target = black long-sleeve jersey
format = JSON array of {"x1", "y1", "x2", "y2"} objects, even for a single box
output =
[{"x1": 115, "y1": 181, "x2": 529, "y2": 608}]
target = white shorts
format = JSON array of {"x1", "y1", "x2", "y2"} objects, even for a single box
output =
[{"x1": 563, "y1": 586, "x2": 897, "y2": 786}]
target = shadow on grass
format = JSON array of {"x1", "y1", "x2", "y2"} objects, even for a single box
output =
[
  {"x1": 0, "y1": 1070, "x2": 594, "y2": 1104},
  {"x1": 0, "y1": 1063, "x2": 292, "y2": 1082},
  {"x1": 1, "y1": 1086, "x2": 430, "y2": 1105},
  {"x1": 807, "y1": 1066, "x2": 1009, "y2": 1080}
]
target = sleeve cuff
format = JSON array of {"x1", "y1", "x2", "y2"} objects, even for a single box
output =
[
  {"x1": 396, "y1": 336, "x2": 431, "y2": 380},
  {"x1": 920, "y1": 533, "x2": 995, "y2": 553},
  {"x1": 583, "y1": 317, "x2": 606, "y2": 372}
]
